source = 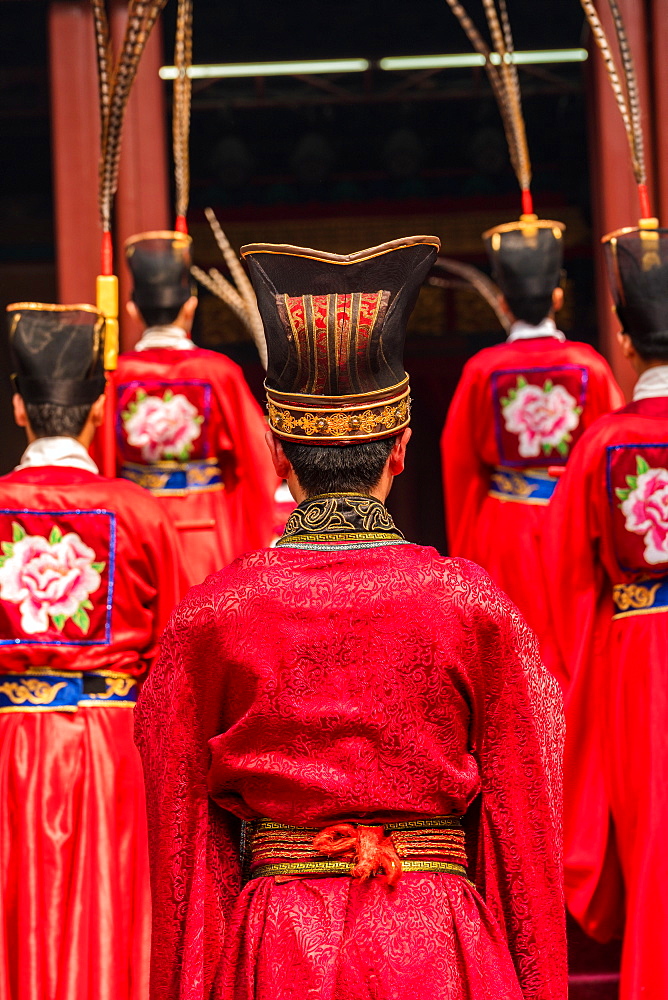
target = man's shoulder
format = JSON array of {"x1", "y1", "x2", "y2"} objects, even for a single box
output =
[
  {"x1": 0, "y1": 467, "x2": 170, "y2": 519},
  {"x1": 172, "y1": 544, "x2": 496, "y2": 616}
]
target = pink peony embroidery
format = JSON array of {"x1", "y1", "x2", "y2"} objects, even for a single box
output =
[
  {"x1": 617, "y1": 456, "x2": 668, "y2": 565},
  {"x1": 0, "y1": 523, "x2": 104, "y2": 635},
  {"x1": 122, "y1": 389, "x2": 203, "y2": 462},
  {"x1": 501, "y1": 376, "x2": 581, "y2": 459}
]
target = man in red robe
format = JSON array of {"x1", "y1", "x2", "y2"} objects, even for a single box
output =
[
  {"x1": 136, "y1": 236, "x2": 566, "y2": 1000},
  {"x1": 543, "y1": 222, "x2": 668, "y2": 1000},
  {"x1": 441, "y1": 218, "x2": 624, "y2": 685},
  {"x1": 0, "y1": 303, "x2": 182, "y2": 1000},
  {"x1": 109, "y1": 231, "x2": 278, "y2": 588}
]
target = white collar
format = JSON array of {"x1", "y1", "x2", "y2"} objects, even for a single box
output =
[
  {"x1": 506, "y1": 317, "x2": 566, "y2": 343},
  {"x1": 133, "y1": 325, "x2": 196, "y2": 352},
  {"x1": 633, "y1": 364, "x2": 668, "y2": 401},
  {"x1": 16, "y1": 438, "x2": 99, "y2": 474}
]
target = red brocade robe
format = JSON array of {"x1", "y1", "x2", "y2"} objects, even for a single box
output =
[
  {"x1": 441, "y1": 336, "x2": 624, "y2": 686},
  {"x1": 0, "y1": 459, "x2": 181, "y2": 1000},
  {"x1": 107, "y1": 345, "x2": 279, "y2": 588},
  {"x1": 541, "y1": 394, "x2": 668, "y2": 1000},
  {"x1": 135, "y1": 496, "x2": 566, "y2": 1000}
]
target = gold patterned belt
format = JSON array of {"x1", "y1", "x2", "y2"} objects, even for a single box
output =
[
  {"x1": 0, "y1": 668, "x2": 138, "y2": 714},
  {"x1": 242, "y1": 816, "x2": 468, "y2": 885},
  {"x1": 612, "y1": 573, "x2": 668, "y2": 619},
  {"x1": 119, "y1": 457, "x2": 223, "y2": 497},
  {"x1": 488, "y1": 466, "x2": 558, "y2": 505}
]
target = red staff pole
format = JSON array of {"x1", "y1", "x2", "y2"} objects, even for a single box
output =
[{"x1": 97, "y1": 229, "x2": 119, "y2": 478}]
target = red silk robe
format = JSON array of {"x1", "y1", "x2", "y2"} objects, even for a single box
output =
[
  {"x1": 441, "y1": 337, "x2": 624, "y2": 686},
  {"x1": 136, "y1": 499, "x2": 566, "y2": 1000},
  {"x1": 108, "y1": 347, "x2": 279, "y2": 587},
  {"x1": 542, "y1": 395, "x2": 668, "y2": 1000},
  {"x1": 0, "y1": 465, "x2": 181, "y2": 1000}
]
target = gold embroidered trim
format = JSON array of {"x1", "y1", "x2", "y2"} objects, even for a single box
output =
[
  {"x1": 267, "y1": 394, "x2": 409, "y2": 442},
  {"x1": 0, "y1": 677, "x2": 68, "y2": 706},
  {"x1": 82, "y1": 675, "x2": 137, "y2": 700},
  {"x1": 280, "y1": 494, "x2": 403, "y2": 542},
  {"x1": 612, "y1": 581, "x2": 662, "y2": 612},
  {"x1": 250, "y1": 859, "x2": 468, "y2": 879}
]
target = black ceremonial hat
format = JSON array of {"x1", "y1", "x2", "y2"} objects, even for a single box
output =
[
  {"x1": 603, "y1": 223, "x2": 668, "y2": 348},
  {"x1": 125, "y1": 230, "x2": 193, "y2": 313},
  {"x1": 7, "y1": 303, "x2": 106, "y2": 406},
  {"x1": 241, "y1": 235, "x2": 440, "y2": 444},
  {"x1": 483, "y1": 215, "x2": 565, "y2": 302}
]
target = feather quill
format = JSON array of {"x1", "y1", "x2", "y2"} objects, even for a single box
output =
[
  {"x1": 173, "y1": 0, "x2": 193, "y2": 222},
  {"x1": 193, "y1": 210, "x2": 268, "y2": 368},
  {"x1": 579, "y1": 0, "x2": 638, "y2": 179},
  {"x1": 96, "y1": 0, "x2": 168, "y2": 232},
  {"x1": 443, "y1": 0, "x2": 531, "y2": 199},
  {"x1": 606, "y1": 0, "x2": 646, "y2": 185},
  {"x1": 429, "y1": 256, "x2": 509, "y2": 331}
]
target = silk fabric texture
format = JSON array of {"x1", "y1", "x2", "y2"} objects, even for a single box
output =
[
  {"x1": 107, "y1": 346, "x2": 279, "y2": 588},
  {"x1": 542, "y1": 396, "x2": 668, "y2": 1000},
  {"x1": 441, "y1": 336, "x2": 624, "y2": 687},
  {"x1": 136, "y1": 504, "x2": 566, "y2": 1000},
  {"x1": 0, "y1": 466, "x2": 182, "y2": 1000}
]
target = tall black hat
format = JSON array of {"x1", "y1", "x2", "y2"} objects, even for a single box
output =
[
  {"x1": 602, "y1": 224, "x2": 668, "y2": 349},
  {"x1": 125, "y1": 231, "x2": 194, "y2": 313},
  {"x1": 241, "y1": 236, "x2": 440, "y2": 444},
  {"x1": 6, "y1": 303, "x2": 106, "y2": 406},
  {"x1": 483, "y1": 217, "x2": 565, "y2": 302}
]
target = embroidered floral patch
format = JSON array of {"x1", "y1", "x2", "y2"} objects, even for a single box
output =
[
  {"x1": 491, "y1": 365, "x2": 588, "y2": 466},
  {"x1": 616, "y1": 455, "x2": 668, "y2": 566},
  {"x1": 0, "y1": 523, "x2": 104, "y2": 635},
  {"x1": 0, "y1": 510, "x2": 114, "y2": 645},
  {"x1": 122, "y1": 388, "x2": 203, "y2": 463},
  {"x1": 500, "y1": 376, "x2": 582, "y2": 459}
]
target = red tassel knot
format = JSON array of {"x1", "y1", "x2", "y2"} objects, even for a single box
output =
[{"x1": 312, "y1": 823, "x2": 403, "y2": 887}]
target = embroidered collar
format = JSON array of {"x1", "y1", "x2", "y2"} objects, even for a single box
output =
[
  {"x1": 506, "y1": 317, "x2": 566, "y2": 343},
  {"x1": 276, "y1": 492, "x2": 407, "y2": 550},
  {"x1": 16, "y1": 437, "x2": 99, "y2": 474},
  {"x1": 133, "y1": 325, "x2": 196, "y2": 352},
  {"x1": 633, "y1": 364, "x2": 668, "y2": 402}
]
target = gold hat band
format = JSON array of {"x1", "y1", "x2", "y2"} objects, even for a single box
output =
[{"x1": 266, "y1": 379, "x2": 410, "y2": 443}]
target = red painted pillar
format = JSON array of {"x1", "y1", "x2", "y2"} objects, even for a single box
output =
[
  {"x1": 110, "y1": 2, "x2": 170, "y2": 350},
  {"x1": 586, "y1": 0, "x2": 655, "y2": 399},
  {"x1": 49, "y1": 2, "x2": 100, "y2": 305}
]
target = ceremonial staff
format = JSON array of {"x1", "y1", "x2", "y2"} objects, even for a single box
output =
[{"x1": 91, "y1": 0, "x2": 168, "y2": 476}]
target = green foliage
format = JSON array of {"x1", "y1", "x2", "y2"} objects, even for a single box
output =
[{"x1": 49, "y1": 525, "x2": 63, "y2": 545}]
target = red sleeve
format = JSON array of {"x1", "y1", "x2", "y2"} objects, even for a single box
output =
[
  {"x1": 139, "y1": 500, "x2": 187, "y2": 660},
  {"x1": 456, "y1": 561, "x2": 567, "y2": 1000},
  {"x1": 584, "y1": 354, "x2": 626, "y2": 423},
  {"x1": 210, "y1": 362, "x2": 280, "y2": 550},
  {"x1": 135, "y1": 585, "x2": 242, "y2": 1000},
  {"x1": 441, "y1": 361, "x2": 490, "y2": 554},
  {"x1": 540, "y1": 428, "x2": 607, "y2": 687},
  {"x1": 539, "y1": 428, "x2": 624, "y2": 936}
]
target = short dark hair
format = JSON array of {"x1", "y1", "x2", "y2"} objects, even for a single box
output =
[
  {"x1": 282, "y1": 436, "x2": 397, "y2": 497},
  {"x1": 25, "y1": 402, "x2": 93, "y2": 439},
  {"x1": 630, "y1": 331, "x2": 668, "y2": 362},
  {"x1": 505, "y1": 294, "x2": 554, "y2": 327},
  {"x1": 136, "y1": 303, "x2": 182, "y2": 329}
]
